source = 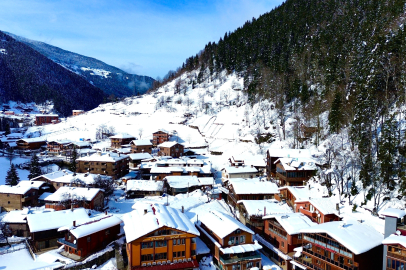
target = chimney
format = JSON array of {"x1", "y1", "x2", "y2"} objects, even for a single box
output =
[
  {"x1": 98, "y1": 151, "x2": 102, "y2": 156},
  {"x1": 105, "y1": 211, "x2": 108, "y2": 215},
  {"x1": 251, "y1": 165, "x2": 253, "y2": 168},
  {"x1": 119, "y1": 153, "x2": 121, "y2": 157},
  {"x1": 71, "y1": 203, "x2": 74, "y2": 211},
  {"x1": 264, "y1": 207, "x2": 266, "y2": 216},
  {"x1": 73, "y1": 220, "x2": 76, "y2": 226},
  {"x1": 182, "y1": 206, "x2": 184, "y2": 213},
  {"x1": 144, "y1": 209, "x2": 148, "y2": 215}
]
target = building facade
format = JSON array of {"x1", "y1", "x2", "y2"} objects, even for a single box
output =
[
  {"x1": 153, "y1": 130, "x2": 170, "y2": 146},
  {"x1": 131, "y1": 140, "x2": 153, "y2": 154},
  {"x1": 35, "y1": 114, "x2": 59, "y2": 126},
  {"x1": 76, "y1": 152, "x2": 130, "y2": 180}
]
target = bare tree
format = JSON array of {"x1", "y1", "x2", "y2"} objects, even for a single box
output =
[{"x1": 138, "y1": 128, "x2": 144, "y2": 139}]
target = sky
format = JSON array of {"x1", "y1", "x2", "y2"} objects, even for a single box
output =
[{"x1": 0, "y1": 0, "x2": 284, "y2": 79}]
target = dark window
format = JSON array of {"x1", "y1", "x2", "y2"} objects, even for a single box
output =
[
  {"x1": 87, "y1": 236, "x2": 91, "y2": 242},
  {"x1": 154, "y1": 253, "x2": 167, "y2": 260},
  {"x1": 141, "y1": 242, "x2": 154, "y2": 249},
  {"x1": 173, "y1": 252, "x2": 176, "y2": 258},
  {"x1": 181, "y1": 251, "x2": 185, "y2": 257},
  {"x1": 141, "y1": 254, "x2": 154, "y2": 261}
]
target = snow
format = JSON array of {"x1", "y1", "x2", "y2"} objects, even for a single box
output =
[
  {"x1": 122, "y1": 203, "x2": 200, "y2": 243},
  {"x1": 109, "y1": 133, "x2": 135, "y2": 139},
  {"x1": 81, "y1": 67, "x2": 111, "y2": 78},
  {"x1": 158, "y1": 141, "x2": 182, "y2": 148},
  {"x1": 164, "y1": 175, "x2": 214, "y2": 189},
  {"x1": 61, "y1": 215, "x2": 122, "y2": 239},
  {"x1": 0, "y1": 157, "x2": 31, "y2": 185},
  {"x1": 77, "y1": 152, "x2": 128, "y2": 162},
  {"x1": 0, "y1": 48, "x2": 7, "y2": 55},
  {"x1": 275, "y1": 157, "x2": 317, "y2": 171},
  {"x1": 260, "y1": 252, "x2": 282, "y2": 270},
  {"x1": 27, "y1": 208, "x2": 90, "y2": 233},
  {"x1": 219, "y1": 241, "x2": 262, "y2": 254},
  {"x1": 300, "y1": 220, "x2": 384, "y2": 255},
  {"x1": 255, "y1": 234, "x2": 291, "y2": 260},
  {"x1": 238, "y1": 200, "x2": 293, "y2": 217},
  {"x1": 380, "y1": 207, "x2": 406, "y2": 218},
  {"x1": 131, "y1": 139, "x2": 152, "y2": 146},
  {"x1": 0, "y1": 248, "x2": 63, "y2": 269},
  {"x1": 222, "y1": 166, "x2": 258, "y2": 174},
  {"x1": 1, "y1": 207, "x2": 55, "y2": 224},
  {"x1": 279, "y1": 186, "x2": 325, "y2": 201},
  {"x1": 382, "y1": 234, "x2": 406, "y2": 248},
  {"x1": 32, "y1": 169, "x2": 73, "y2": 181},
  {"x1": 230, "y1": 179, "x2": 278, "y2": 195},
  {"x1": 128, "y1": 153, "x2": 153, "y2": 160},
  {"x1": 44, "y1": 173, "x2": 111, "y2": 186},
  {"x1": 195, "y1": 237, "x2": 210, "y2": 255},
  {"x1": 262, "y1": 213, "x2": 316, "y2": 235},
  {"x1": 44, "y1": 186, "x2": 102, "y2": 202},
  {"x1": 0, "y1": 180, "x2": 45, "y2": 195},
  {"x1": 296, "y1": 197, "x2": 339, "y2": 215},
  {"x1": 198, "y1": 210, "x2": 254, "y2": 239},
  {"x1": 126, "y1": 179, "x2": 164, "y2": 192}
]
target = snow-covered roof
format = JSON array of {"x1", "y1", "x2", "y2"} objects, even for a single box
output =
[
  {"x1": 17, "y1": 137, "x2": 46, "y2": 143},
  {"x1": 295, "y1": 197, "x2": 338, "y2": 215},
  {"x1": 220, "y1": 242, "x2": 262, "y2": 254},
  {"x1": 122, "y1": 203, "x2": 199, "y2": 243},
  {"x1": 109, "y1": 133, "x2": 135, "y2": 139},
  {"x1": 47, "y1": 140, "x2": 72, "y2": 145},
  {"x1": 0, "y1": 180, "x2": 45, "y2": 195},
  {"x1": 199, "y1": 210, "x2": 254, "y2": 239},
  {"x1": 164, "y1": 176, "x2": 214, "y2": 189},
  {"x1": 231, "y1": 180, "x2": 278, "y2": 195},
  {"x1": 32, "y1": 169, "x2": 74, "y2": 181},
  {"x1": 1, "y1": 208, "x2": 55, "y2": 224},
  {"x1": 263, "y1": 213, "x2": 315, "y2": 235},
  {"x1": 27, "y1": 208, "x2": 90, "y2": 233},
  {"x1": 77, "y1": 152, "x2": 129, "y2": 162},
  {"x1": 48, "y1": 173, "x2": 111, "y2": 185},
  {"x1": 380, "y1": 208, "x2": 406, "y2": 219},
  {"x1": 131, "y1": 139, "x2": 152, "y2": 146},
  {"x1": 222, "y1": 166, "x2": 258, "y2": 174},
  {"x1": 279, "y1": 186, "x2": 316, "y2": 201},
  {"x1": 44, "y1": 187, "x2": 102, "y2": 202},
  {"x1": 126, "y1": 180, "x2": 164, "y2": 192},
  {"x1": 238, "y1": 200, "x2": 293, "y2": 217},
  {"x1": 275, "y1": 157, "x2": 317, "y2": 171},
  {"x1": 71, "y1": 141, "x2": 91, "y2": 148},
  {"x1": 60, "y1": 215, "x2": 122, "y2": 239},
  {"x1": 39, "y1": 192, "x2": 53, "y2": 201},
  {"x1": 36, "y1": 114, "x2": 58, "y2": 117},
  {"x1": 267, "y1": 148, "x2": 312, "y2": 158},
  {"x1": 382, "y1": 234, "x2": 406, "y2": 248},
  {"x1": 300, "y1": 221, "x2": 384, "y2": 255},
  {"x1": 158, "y1": 141, "x2": 182, "y2": 148},
  {"x1": 128, "y1": 153, "x2": 153, "y2": 160}
]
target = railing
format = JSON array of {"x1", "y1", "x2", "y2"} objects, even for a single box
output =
[
  {"x1": 58, "y1": 238, "x2": 77, "y2": 248},
  {"x1": 300, "y1": 249, "x2": 356, "y2": 270},
  {"x1": 219, "y1": 252, "x2": 261, "y2": 264},
  {"x1": 387, "y1": 251, "x2": 406, "y2": 261}
]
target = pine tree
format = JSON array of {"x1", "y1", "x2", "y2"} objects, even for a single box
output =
[
  {"x1": 328, "y1": 91, "x2": 342, "y2": 134},
  {"x1": 28, "y1": 154, "x2": 42, "y2": 180},
  {"x1": 69, "y1": 147, "x2": 78, "y2": 173},
  {"x1": 5, "y1": 164, "x2": 19, "y2": 186}
]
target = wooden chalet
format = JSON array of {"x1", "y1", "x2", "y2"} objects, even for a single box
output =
[
  {"x1": 300, "y1": 124, "x2": 318, "y2": 139},
  {"x1": 261, "y1": 213, "x2": 315, "y2": 270},
  {"x1": 294, "y1": 221, "x2": 383, "y2": 270},
  {"x1": 158, "y1": 142, "x2": 184, "y2": 158},
  {"x1": 197, "y1": 210, "x2": 263, "y2": 270},
  {"x1": 295, "y1": 197, "x2": 340, "y2": 224},
  {"x1": 76, "y1": 152, "x2": 130, "y2": 180},
  {"x1": 152, "y1": 130, "x2": 170, "y2": 146},
  {"x1": 221, "y1": 166, "x2": 258, "y2": 184},
  {"x1": 43, "y1": 187, "x2": 104, "y2": 211},
  {"x1": 126, "y1": 180, "x2": 164, "y2": 198},
  {"x1": 123, "y1": 203, "x2": 200, "y2": 270},
  {"x1": 0, "y1": 181, "x2": 49, "y2": 211},
  {"x1": 163, "y1": 176, "x2": 214, "y2": 195},
  {"x1": 110, "y1": 133, "x2": 136, "y2": 149},
  {"x1": 16, "y1": 138, "x2": 46, "y2": 150},
  {"x1": 129, "y1": 153, "x2": 154, "y2": 168},
  {"x1": 47, "y1": 140, "x2": 73, "y2": 155},
  {"x1": 35, "y1": 114, "x2": 59, "y2": 126},
  {"x1": 131, "y1": 139, "x2": 153, "y2": 154},
  {"x1": 226, "y1": 178, "x2": 278, "y2": 209},
  {"x1": 58, "y1": 214, "x2": 122, "y2": 260},
  {"x1": 0, "y1": 208, "x2": 31, "y2": 237},
  {"x1": 274, "y1": 157, "x2": 317, "y2": 186},
  {"x1": 276, "y1": 186, "x2": 325, "y2": 211},
  {"x1": 266, "y1": 148, "x2": 312, "y2": 179},
  {"x1": 72, "y1": 110, "x2": 84, "y2": 116},
  {"x1": 27, "y1": 208, "x2": 90, "y2": 252}
]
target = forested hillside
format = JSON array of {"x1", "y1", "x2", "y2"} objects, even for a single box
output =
[
  {"x1": 0, "y1": 31, "x2": 106, "y2": 116},
  {"x1": 151, "y1": 0, "x2": 406, "y2": 210}
]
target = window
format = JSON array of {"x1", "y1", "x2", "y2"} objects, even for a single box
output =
[
  {"x1": 141, "y1": 254, "x2": 154, "y2": 261},
  {"x1": 87, "y1": 236, "x2": 91, "y2": 242},
  {"x1": 182, "y1": 251, "x2": 185, "y2": 257},
  {"x1": 240, "y1": 235, "x2": 245, "y2": 244},
  {"x1": 229, "y1": 236, "x2": 235, "y2": 244},
  {"x1": 191, "y1": 238, "x2": 196, "y2": 243},
  {"x1": 232, "y1": 264, "x2": 240, "y2": 270},
  {"x1": 177, "y1": 251, "x2": 181, "y2": 257},
  {"x1": 105, "y1": 229, "x2": 110, "y2": 235},
  {"x1": 281, "y1": 241, "x2": 285, "y2": 248},
  {"x1": 246, "y1": 262, "x2": 253, "y2": 268},
  {"x1": 173, "y1": 252, "x2": 177, "y2": 258},
  {"x1": 155, "y1": 253, "x2": 167, "y2": 260},
  {"x1": 7, "y1": 194, "x2": 9, "y2": 197},
  {"x1": 298, "y1": 234, "x2": 302, "y2": 240},
  {"x1": 141, "y1": 242, "x2": 154, "y2": 249},
  {"x1": 348, "y1": 259, "x2": 353, "y2": 265},
  {"x1": 7, "y1": 201, "x2": 10, "y2": 204},
  {"x1": 191, "y1": 250, "x2": 196, "y2": 256},
  {"x1": 155, "y1": 240, "x2": 167, "y2": 247}
]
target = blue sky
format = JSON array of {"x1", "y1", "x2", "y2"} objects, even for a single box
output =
[{"x1": 0, "y1": 0, "x2": 284, "y2": 78}]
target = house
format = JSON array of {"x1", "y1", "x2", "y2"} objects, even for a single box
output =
[
  {"x1": 32, "y1": 169, "x2": 74, "y2": 190},
  {"x1": 266, "y1": 148, "x2": 312, "y2": 179},
  {"x1": 131, "y1": 139, "x2": 153, "y2": 154},
  {"x1": 43, "y1": 186, "x2": 104, "y2": 210},
  {"x1": 226, "y1": 178, "x2": 278, "y2": 208},
  {"x1": 221, "y1": 166, "x2": 258, "y2": 183},
  {"x1": 110, "y1": 133, "x2": 136, "y2": 149},
  {"x1": 274, "y1": 157, "x2": 318, "y2": 186},
  {"x1": 72, "y1": 110, "x2": 84, "y2": 116},
  {"x1": 153, "y1": 130, "x2": 170, "y2": 146},
  {"x1": 164, "y1": 176, "x2": 214, "y2": 195},
  {"x1": 4, "y1": 111, "x2": 14, "y2": 115},
  {"x1": 229, "y1": 156, "x2": 245, "y2": 167},
  {"x1": 261, "y1": 213, "x2": 315, "y2": 270},
  {"x1": 294, "y1": 221, "x2": 383, "y2": 270},
  {"x1": 276, "y1": 186, "x2": 325, "y2": 210},
  {"x1": 70, "y1": 141, "x2": 92, "y2": 149},
  {"x1": 229, "y1": 156, "x2": 267, "y2": 175},
  {"x1": 122, "y1": 203, "x2": 200, "y2": 270},
  {"x1": 126, "y1": 180, "x2": 164, "y2": 198},
  {"x1": 294, "y1": 197, "x2": 341, "y2": 224},
  {"x1": 197, "y1": 210, "x2": 263, "y2": 270},
  {"x1": 35, "y1": 114, "x2": 59, "y2": 125},
  {"x1": 58, "y1": 214, "x2": 122, "y2": 260},
  {"x1": 76, "y1": 152, "x2": 130, "y2": 180},
  {"x1": 0, "y1": 181, "x2": 48, "y2": 211},
  {"x1": 129, "y1": 153, "x2": 154, "y2": 168},
  {"x1": 237, "y1": 200, "x2": 293, "y2": 234},
  {"x1": 16, "y1": 138, "x2": 46, "y2": 150},
  {"x1": 47, "y1": 140, "x2": 73, "y2": 155},
  {"x1": 0, "y1": 208, "x2": 38, "y2": 237},
  {"x1": 27, "y1": 208, "x2": 90, "y2": 252},
  {"x1": 158, "y1": 142, "x2": 184, "y2": 158},
  {"x1": 300, "y1": 123, "x2": 318, "y2": 139}
]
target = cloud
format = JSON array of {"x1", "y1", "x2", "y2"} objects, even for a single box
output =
[{"x1": 119, "y1": 62, "x2": 143, "y2": 75}]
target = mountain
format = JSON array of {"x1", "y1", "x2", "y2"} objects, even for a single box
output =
[
  {"x1": 7, "y1": 32, "x2": 154, "y2": 98},
  {"x1": 0, "y1": 31, "x2": 106, "y2": 116}
]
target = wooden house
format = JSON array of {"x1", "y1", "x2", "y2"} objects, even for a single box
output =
[
  {"x1": 382, "y1": 235, "x2": 406, "y2": 270},
  {"x1": 266, "y1": 148, "x2": 312, "y2": 179},
  {"x1": 72, "y1": 110, "x2": 84, "y2": 116},
  {"x1": 43, "y1": 187, "x2": 104, "y2": 211},
  {"x1": 0, "y1": 208, "x2": 32, "y2": 237},
  {"x1": 197, "y1": 210, "x2": 263, "y2": 270},
  {"x1": 295, "y1": 197, "x2": 341, "y2": 224},
  {"x1": 0, "y1": 181, "x2": 48, "y2": 211},
  {"x1": 109, "y1": 133, "x2": 136, "y2": 149},
  {"x1": 129, "y1": 153, "x2": 154, "y2": 168},
  {"x1": 163, "y1": 176, "x2": 214, "y2": 195},
  {"x1": 276, "y1": 186, "x2": 325, "y2": 210},
  {"x1": 158, "y1": 142, "x2": 184, "y2": 158},
  {"x1": 126, "y1": 180, "x2": 164, "y2": 198},
  {"x1": 122, "y1": 203, "x2": 200, "y2": 270},
  {"x1": 47, "y1": 140, "x2": 73, "y2": 155},
  {"x1": 58, "y1": 214, "x2": 122, "y2": 260},
  {"x1": 226, "y1": 178, "x2": 278, "y2": 209},
  {"x1": 152, "y1": 130, "x2": 170, "y2": 146},
  {"x1": 221, "y1": 166, "x2": 258, "y2": 184},
  {"x1": 130, "y1": 139, "x2": 153, "y2": 154},
  {"x1": 16, "y1": 138, "x2": 46, "y2": 150},
  {"x1": 35, "y1": 114, "x2": 59, "y2": 126},
  {"x1": 76, "y1": 152, "x2": 130, "y2": 180},
  {"x1": 274, "y1": 157, "x2": 317, "y2": 186},
  {"x1": 27, "y1": 208, "x2": 90, "y2": 252},
  {"x1": 294, "y1": 221, "x2": 383, "y2": 270}
]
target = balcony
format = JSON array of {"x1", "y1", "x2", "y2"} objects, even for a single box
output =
[
  {"x1": 58, "y1": 238, "x2": 77, "y2": 249},
  {"x1": 219, "y1": 252, "x2": 261, "y2": 265}
]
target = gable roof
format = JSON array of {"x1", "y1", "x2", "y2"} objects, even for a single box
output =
[
  {"x1": 109, "y1": 133, "x2": 135, "y2": 139},
  {"x1": 222, "y1": 166, "x2": 258, "y2": 174},
  {"x1": 382, "y1": 234, "x2": 406, "y2": 248},
  {"x1": 0, "y1": 180, "x2": 45, "y2": 195},
  {"x1": 199, "y1": 210, "x2": 254, "y2": 239},
  {"x1": 122, "y1": 203, "x2": 199, "y2": 243},
  {"x1": 77, "y1": 152, "x2": 128, "y2": 162},
  {"x1": 33, "y1": 169, "x2": 74, "y2": 181},
  {"x1": 300, "y1": 221, "x2": 384, "y2": 255},
  {"x1": 380, "y1": 208, "x2": 406, "y2": 219},
  {"x1": 158, "y1": 141, "x2": 182, "y2": 148},
  {"x1": 296, "y1": 197, "x2": 339, "y2": 215},
  {"x1": 267, "y1": 148, "x2": 312, "y2": 158},
  {"x1": 231, "y1": 179, "x2": 278, "y2": 195},
  {"x1": 128, "y1": 153, "x2": 153, "y2": 161},
  {"x1": 131, "y1": 139, "x2": 152, "y2": 146},
  {"x1": 275, "y1": 157, "x2": 317, "y2": 171},
  {"x1": 44, "y1": 187, "x2": 102, "y2": 202},
  {"x1": 59, "y1": 215, "x2": 122, "y2": 239},
  {"x1": 238, "y1": 200, "x2": 293, "y2": 217},
  {"x1": 126, "y1": 180, "x2": 164, "y2": 192},
  {"x1": 263, "y1": 213, "x2": 315, "y2": 235}
]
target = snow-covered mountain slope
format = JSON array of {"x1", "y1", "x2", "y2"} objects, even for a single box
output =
[{"x1": 6, "y1": 32, "x2": 154, "y2": 97}]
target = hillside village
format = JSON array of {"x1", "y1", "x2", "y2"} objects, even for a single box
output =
[{"x1": 0, "y1": 66, "x2": 405, "y2": 270}]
